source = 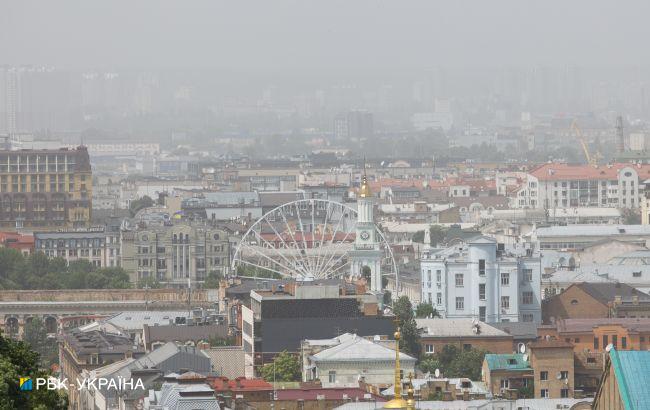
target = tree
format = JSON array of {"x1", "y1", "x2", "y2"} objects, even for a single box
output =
[
  {"x1": 0, "y1": 334, "x2": 67, "y2": 410},
  {"x1": 203, "y1": 271, "x2": 222, "y2": 289},
  {"x1": 382, "y1": 291, "x2": 392, "y2": 306},
  {"x1": 23, "y1": 318, "x2": 58, "y2": 368},
  {"x1": 392, "y1": 296, "x2": 421, "y2": 357},
  {"x1": 129, "y1": 195, "x2": 154, "y2": 216},
  {"x1": 419, "y1": 356, "x2": 442, "y2": 374},
  {"x1": 415, "y1": 302, "x2": 440, "y2": 319},
  {"x1": 423, "y1": 344, "x2": 487, "y2": 381},
  {"x1": 260, "y1": 351, "x2": 300, "y2": 382},
  {"x1": 361, "y1": 265, "x2": 371, "y2": 282}
]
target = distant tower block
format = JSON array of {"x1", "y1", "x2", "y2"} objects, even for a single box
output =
[{"x1": 616, "y1": 115, "x2": 625, "y2": 154}]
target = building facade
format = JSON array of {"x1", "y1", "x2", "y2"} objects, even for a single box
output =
[
  {"x1": 34, "y1": 228, "x2": 120, "y2": 268},
  {"x1": 121, "y1": 223, "x2": 230, "y2": 286},
  {"x1": 513, "y1": 163, "x2": 650, "y2": 210},
  {"x1": 420, "y1": 237, "x2": 542, "y2": 323},
  {"x1": 0, "y1": 146, "x2": 92, "y2": 230}
]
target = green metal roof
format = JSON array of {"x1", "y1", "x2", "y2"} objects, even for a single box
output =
[
  {"x1": 610, "y1": 349, "x2": 650, "y2": 410},
  {"x1": 484, "y1": 354, "x2": 531, "y2": 371}
]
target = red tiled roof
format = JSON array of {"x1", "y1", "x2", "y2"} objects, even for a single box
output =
[
  {"x1": 210, "y1": 377, "x2": 273, "y2": 392},
  {"x1": 530, "y1": 163, "x2": 650, "y2": 181}
]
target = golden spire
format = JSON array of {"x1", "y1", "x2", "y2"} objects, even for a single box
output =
[
  {"x1": 359, "y1": 158, "x2": 371, "y2": 198},
  {"x1": 384, "y1": 326, "x2": 408, "y2": 409}
]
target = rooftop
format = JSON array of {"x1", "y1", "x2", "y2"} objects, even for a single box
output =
[
  {"x1": 609, "y1": 348, "x2": 650, "y2": 410},
  {"x1": 416, "y1": 318, "x2": 511, "y2": 338},
  {"x1": 311, "y1": 335, "x2": 415, "y2": 363},
  {"x1": 535, "y1": 224, "x2": 650, "y2": 238},
  {"x1": 484, "y1": 354, "x2": 531, "y2": 371}
]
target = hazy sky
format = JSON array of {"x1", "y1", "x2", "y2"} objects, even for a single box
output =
[{"x1": 2, "y1": 0, "x2": 650, "y2": 70}]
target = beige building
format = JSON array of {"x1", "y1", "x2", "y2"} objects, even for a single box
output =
[
  {"x1": 529, "y1": 340, "x2": 575, "y2": 399},
  {"x1": 121, "y1": 223, "x2": 230, "y2": 286}
]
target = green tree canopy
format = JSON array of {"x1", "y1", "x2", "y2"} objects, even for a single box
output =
[
  {"x1": 0, "y1": 248, "x2": 132, "y2": 290},
  {"x1": 415, "y1": 302, "x2": 440, "y2": 319},
  {"x1": 0, "y1": 334, "x2": 67, "y2": 410},
  {"x1": 23, "y1": 318, "x2": 58, "y2": 368},
  {"x1": 393, "y1": 296, "x2": 421, "y2": 358},
  {"x1": 129, "y1": 195, "x2": 154, "y2": 216},
  {"x1": 419, "y1": 344, "x2": 487, "y2": 381},
  {"x1": 260, "y1": 351, "x2": 300, "y2": 382}
]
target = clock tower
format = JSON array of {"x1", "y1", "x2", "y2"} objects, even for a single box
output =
[{"x1": 349, "y1": 166, "x2": 383, "y2": 292}]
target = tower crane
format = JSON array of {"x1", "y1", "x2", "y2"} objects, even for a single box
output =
[{"x1": 570, "y1": 120, "x2": 603, "y2": 166}]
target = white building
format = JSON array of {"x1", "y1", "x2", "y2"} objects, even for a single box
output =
[
  {"x1": 512, "y1": 163, "x2": 650, "y2": 210},
  {"x1": 304, "y1": 334, "x2": 416, "y2": 388},
  {"x1": 420, "y1": 236, "x2": 542, "y2": 323}
]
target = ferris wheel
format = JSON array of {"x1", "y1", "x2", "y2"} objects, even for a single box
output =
[{"x1": 231, "y1": 198, "x2": 398, "y2": 288}]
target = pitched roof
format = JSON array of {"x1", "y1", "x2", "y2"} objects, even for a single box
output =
[
  {"x1": 529, "y1": 162, "x2": 650, "y2": 181},
  {"x1": 484, "y1": 354, "x2": 531, "y2": 371},
  {"x1": 553, "y1": 318, "x2": 650, "y2": 334},
  {"x1": 416, "y1": 318, "x2": 510, "y2": 338},
  {"x1": 609, "y1": 349, "x2": 650, "y2": 410},
  {"x1": 577, "y1": 283, "x2": 650, "y2": 304},
  {"x1": 311, "y1": 336, "x2": 415, "y2": 363}
]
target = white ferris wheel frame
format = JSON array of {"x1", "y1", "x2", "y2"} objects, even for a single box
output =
[{"x1": 231, "y1": 198, "x2": 399, "y2": 293}]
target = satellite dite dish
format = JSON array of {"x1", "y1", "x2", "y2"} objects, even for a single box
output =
[
  {"x1": 605, "y1": 343, "x2": 615, "y2": 352},
  {"x1": 518, "y1": 343, "x2": 526, "y2": 354},
  {"x1": 434, "y1": 369, "x2": 441, "y2": 378},
  {"x1": 522, "y1": 354, "x2": 529, "y2": 362}
]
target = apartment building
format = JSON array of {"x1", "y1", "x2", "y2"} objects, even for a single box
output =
[
  {"x1": 513, "y1": 163, "x2": 650, "y2": 209},
  {"x1": 120, "y1": 222, "x2": 230, "y2": 286},
  {"x1": 34, "y1": 228, "x2": 120, "y2": 267},
  {"x1": 0, "y1": 146, "x2": 92, "y2": 230},
  {"x1": 420, "y1": 236, "x2": 542, "y2": 323}
]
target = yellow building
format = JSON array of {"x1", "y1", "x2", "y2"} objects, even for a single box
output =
[{"x1": 0, "y1": 146, "x2": 92, "y2": 230}]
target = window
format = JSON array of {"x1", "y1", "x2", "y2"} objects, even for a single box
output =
[
  {"x1": 561, "y1": 388, "x2": 569, "y2": 398},
  {"x1": 500, "y1": 379, "x2": 509, "y2": 389},
  {"x1": 479, "y1": 306, "x2": 486, "y2": 322},
  {"x1": 594, "y1": 337, "x2": 599, "y2": 350},
  {"x1": 463, "y1": 344, "x2": 472, "y2": 351},
  {"x1": 522, "y1": 313, "x2": 534, "y2": 322},
  {"x1": 622, "y1": 337, "x2": 627, "y2": 349},
  {"x1": 455, "y1": 273, "x2": 464, "y2": 287},
  {"x1": 523, "y1": 268, "x2": 533, "y2": 282},
  {"x1": 436, "y1": 270, "x2": 441, "y2": 283},
  {"x1": 479, "y1": 284, "x2": 486, "y2": 300},
  {"x1": 541, "y1": 389, "x2": 549, "y2": 398},
  {"x1": 612, "y1": 335, "x2": 618, "y2": 349},
  {"x1": 633, "y1": 271, "x2": 642, "y2": 278},
  {"x1": 603, "y1": 335, "x2": 609, "y2": 348},
  {"x1": 501, "y1": 296, "x2": 510, "y2": 309},
  {"x1": 571, "y1": 299, "x2": 579, "y2": 305},
  {"x1": 587, "y1": 357, "x2": 597, "y2": 364},
  {"x1": 456, "y1": 297, "x2": 465, "y2": 310},
  {"x1": 540, "y1": 371, "x2": 548, "y2": 381},
  {"x1": 328, "y1": 371, "x2": 336, "y2": 383},
  {"x1": 436, "y1": 293, "x2": 442, "y2": 305},
  {"x1": 425, "y1": 344, "x2": 434, "y2": 354},
  {"x1": 501, "y1": 272, "x2": 509, "y2": 286},
  {"x1": 479, "y1": 259, "x2": 486, "y2": 275},
  {"x1": 522, "y1": 291, "x2": 533, "y2": 304},
  {"x1": 560, "y1": 371, "x2": 569, "y2": 379}
]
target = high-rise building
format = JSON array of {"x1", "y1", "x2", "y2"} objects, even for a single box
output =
[
  {"x1": 0, "y1": 146, "x2": 92, "y2": 230},
  {"x1": 333, "y1": 110, "x2": 373, "y2": 140}
]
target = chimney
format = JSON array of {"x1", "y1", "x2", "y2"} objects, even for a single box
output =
[{"x1": 633, "y1": 295, "x2": 639, "y2": 305}]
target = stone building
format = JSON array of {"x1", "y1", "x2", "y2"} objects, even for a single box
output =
[
  {"x1": 121, "y1": 222, "x2": 230, "y2": 286},
  {"x1": 529, "y1": 340, "x2": 575, "y2": 399}
]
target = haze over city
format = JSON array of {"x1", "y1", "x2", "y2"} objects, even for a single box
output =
[{"x1": 2, "y1": 2, "x2": 650, "y2": 410}]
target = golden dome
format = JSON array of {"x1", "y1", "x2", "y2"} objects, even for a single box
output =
[
  {"x1": 383, "y1": 397, "x2": 408, "y2": 409},
  {"x1": 359, "y1": 174, "x2": 371, "y2": 198}
]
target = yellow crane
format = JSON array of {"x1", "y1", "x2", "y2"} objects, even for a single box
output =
[{"x1": 570, "y1": 120, "x2": 603, "y2": 166}]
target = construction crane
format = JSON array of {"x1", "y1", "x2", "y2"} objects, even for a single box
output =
[{"x1": 570, "y1": 120, "x2": 603, "y2": 166}]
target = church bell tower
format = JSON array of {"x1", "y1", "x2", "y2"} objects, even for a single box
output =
[{"x1": 349, "y1": 163, "x2": 382, "y2": 292}]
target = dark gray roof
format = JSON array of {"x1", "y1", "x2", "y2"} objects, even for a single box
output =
[
  {"x1": 490, "y1": 322, "x2": 539, "y2": 340},
  {"x1": 260, "y1": 316, "x2": 394, "y2": 352},
  {"x1": 577, "y1": 282, "x2": 650, "y2": 304},
  {"x1": 144, "y1": 324, "x2": 229, "y2": 345}
]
